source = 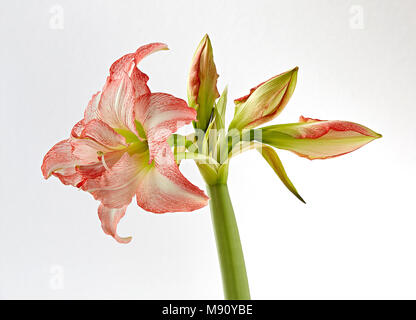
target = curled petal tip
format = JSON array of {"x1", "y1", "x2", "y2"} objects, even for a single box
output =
[
  {"x1": 41, "y1": 162, "x2": 50, "y2": 179},
  {"x1": 41, "y1": 139, "x2": 77, "y2": 180},
  {"x1": 98, "y1": 204, "x2": 132, "y2": 244},
  {"x1": 156, "y1": 43, "x2": 169, "y2": 51},
  {"x1": 134, "y1": 42, "x2": 169, "y2": 62},
  {"x1": 159, "y1": 43, "x2": 169, "y2": 50},
  {"x1": 116, "y1": 236, "x2": 133, "y2": 244}
]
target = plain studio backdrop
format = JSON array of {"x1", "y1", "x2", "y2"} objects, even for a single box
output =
[{"x1": 0, "y1": 0, "x2": 415, "y2": 299}]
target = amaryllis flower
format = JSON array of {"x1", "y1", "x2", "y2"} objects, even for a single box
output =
[{"x1": 42, "y1": 43, "x2": 209, "y2": 243}]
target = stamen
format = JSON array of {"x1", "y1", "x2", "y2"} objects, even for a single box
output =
[
  {"x1": 98, "y1": 151, "x2": 110, "y2": 171},
  {"x1": 101, "y1": 154, "x2": 110, "y2": 171}
]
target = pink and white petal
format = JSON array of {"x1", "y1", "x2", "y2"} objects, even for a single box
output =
[
  {"x1": 84, "y1": 92, "x2": 101, "y2": 123},
  {"x1": 70, "y1": 138, "x2": 111, "y2": 166},
  {"x1": 136, "y1": 144, "x2": 208, "y2": 213},
  {"x1": 135, "y1": 93, "x2": 196, "y2": 161},
  {"x1": 134, "y1": 93, "x2": 151, "y2": 125},
  {"x1": 109, "y1": 53, "x2": 149, "y2": 98},
  {"x1": 98, "y1": 204, "x2": 132, "y2": 244},
  {"x1": 71, "y1": 120, "x2": 85, "y2": 138},
  {"x1": 76, "y1": 149, "x2": 125, "y2": 180},
  {"x1": 80, "y1": 119, "x2": 126, "y2": 148},
  {"x1": 98, "y1": 75, "x2": 137, "y2": 135},
  {"x1": 287, "y1": 138, "x2": 376, "y2": 160},
  {"x1": 296, "y1": 116, "x2": 379, "y2": 139},
  {"x1": 262, "y1": 116, "x2": 382, "y2": 160},
  {"x1": 109, "y1": 43, "x2": 167, "y2": 99},
  {"x1": 109, "y1": 42, "x2": 168, "y2": 78},
  {"x1": 76, "y1": 162, "x2": 106, "y2": 180},
  {"x1": 134, "y1": 43, "x2": 168, "y2": 64},
  {"x1": 109, "y1": 53, "x2": 136, "y2": 79},
  {"x1": 52, "y1": 167, "x2": 85, "y2": 187},
  {"x1": 81, "y1": 152, "x2": 149, "y2": 209},
  {"x1": 130, "y1": 67, "x2": 151, "y2": 98},
  {"x1": 41, "y1": 139, "x2": 77, "y2": 179}
]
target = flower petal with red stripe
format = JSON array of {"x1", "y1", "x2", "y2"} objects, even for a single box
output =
[
  {"x1": 135, "y1": 93, "x2": 197, "y2": 162},
  {"x1": 136, "y1": 144, "x2": 209, "y2": 213},
  {"x1": 98, "y1": 204, "x2": 131, "y2": 244},
  {"x1": 259, "y1": 116, "x2": 382, "y2": 159}
]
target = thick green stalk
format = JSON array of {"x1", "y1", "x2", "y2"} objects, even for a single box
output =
[{"x1": 207, "y1": 183, "x2": 250, "y2": 300}]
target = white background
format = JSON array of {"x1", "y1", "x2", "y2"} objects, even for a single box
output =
[{"x1": 0, "y1": 0, "x2": 415, "y2": 299}]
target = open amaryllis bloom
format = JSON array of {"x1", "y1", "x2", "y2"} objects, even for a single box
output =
[{"x1": 42, "y1": 43, "x2": 208, "y2": 243}]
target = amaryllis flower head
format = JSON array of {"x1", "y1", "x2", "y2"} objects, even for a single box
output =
[{"x1": 42, "y1": 43, "x2": 209, "y2": 243}]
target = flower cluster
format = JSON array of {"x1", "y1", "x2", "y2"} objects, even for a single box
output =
[
  {"x1": 42, "y1": 35, "x2": 381, "y2": 244},
  {"x1": 183, "y1": 34, "x2": 381, "y2": 196}
]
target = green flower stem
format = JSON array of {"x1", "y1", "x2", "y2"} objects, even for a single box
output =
[{"x1": 207, "y1": 183, "x2": 250, "y2": 300}]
